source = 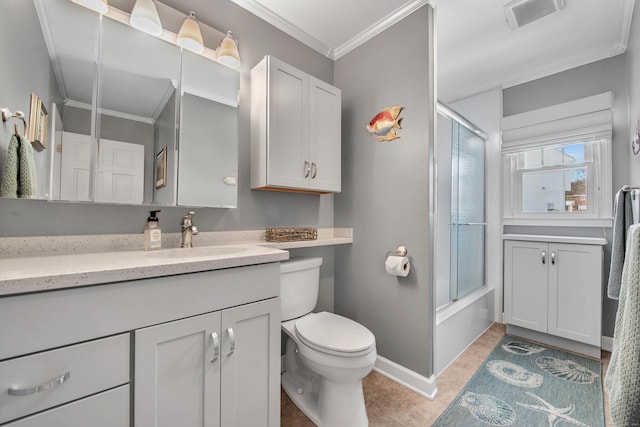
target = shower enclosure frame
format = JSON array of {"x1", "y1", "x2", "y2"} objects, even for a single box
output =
[{"x1": 436, "y1": 102, "x2": 488, "y2": 309}]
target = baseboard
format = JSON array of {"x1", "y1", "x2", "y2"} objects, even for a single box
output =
[
  {"x1": 373, "y1": 355, "x2": 438, "y2": 400},
  {"x1": 601, "y1": 336, "x2": 613, "y2": 352}
]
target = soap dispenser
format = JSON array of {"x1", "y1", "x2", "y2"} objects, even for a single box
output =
[{"x1": 144, "y1": 210, "x2": 162, "y2": 251}]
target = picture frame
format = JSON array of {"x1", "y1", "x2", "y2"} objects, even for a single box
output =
[
  {"x1": 155, "y1": 145, "x2": 167, "y2": 189},
  {"x1": 27, "y1": 93, "x2": 48, "y2": 152}
]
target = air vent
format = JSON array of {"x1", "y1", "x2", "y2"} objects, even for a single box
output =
[{"x1": 504, "y1": 0, "x2": 565, "y2": 30}]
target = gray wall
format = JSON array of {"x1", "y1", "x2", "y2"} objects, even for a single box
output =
[
  {"x1": 334, "y1": 6, "x2": 434, "y2": 376},
  {"x1": 502, "y1": 54, "x2": 630, "y2": 337},
  {"x1": 0, "y1": 0, "x2": 335, "y2": 237},
  {"x1": 0, "y1": 0, "x2": 61, "y2": 201},
  {"x1": 628, "y1": 2, "x2": 640, "y2": 185}
]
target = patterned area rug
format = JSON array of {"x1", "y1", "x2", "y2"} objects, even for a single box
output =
[{"x1": 433, "y1": 335, "x2": 604, "y2": 426}]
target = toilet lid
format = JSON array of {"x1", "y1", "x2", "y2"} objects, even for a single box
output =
[{"x1": 295, "y1": 312, "x2": 375, "y2": 355}]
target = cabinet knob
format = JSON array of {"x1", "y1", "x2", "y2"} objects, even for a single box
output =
[
  {"x1": 551, "y1": 251, "x2": 556, "y2": 265},
  {"x1": 303, "y1": 161, "x2": 311, "y2": 178},
  {"x1": 541, "y1": 250, "x2": 546, "y2": 265},
  {"x1": 210, "y1": 332, "x2": 220, "y2": 363},
  {"x1": 227, "y1": 327, "x2": 236, "y2": 357},
  {"x1": 8, "y1": 371, "x2": 71, "y2": 396},
  {"x1": 311, "y1": 162, "x2": 317, "y2": 179}
]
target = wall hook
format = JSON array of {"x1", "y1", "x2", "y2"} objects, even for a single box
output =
[{"x1": 1, "y1": 107, "x2": 27, "y2": 135}]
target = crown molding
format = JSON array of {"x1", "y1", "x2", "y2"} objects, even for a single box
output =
[
  {"x1": 229, "y1": 0, "x2": 332, "y2": 57},
  {"x1": 332, "y1": 0, "x2": 429, "y2": 60},
  {"x1": 614, "y1": 0, "x2": 636, "y2": 56},
  {"x1": 230, "y1": 0, "x2": 428, "y2": 60}
]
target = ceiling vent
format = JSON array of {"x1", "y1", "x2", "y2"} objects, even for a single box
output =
[{"x1": 504, "y1": 0, "x2": 565, "y2": 30}]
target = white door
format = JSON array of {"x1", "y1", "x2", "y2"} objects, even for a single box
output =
[
  {"x1": 548, "y1": 243, "x2": 602, "y2": 345},
  {"x1": 267, "y1": 58, "x2": 310, "y2": 189},
  {"x1": 134, "y1": 312, "x2": 222, "y2": 427},
  {"x1": 94, "y1": 139, "x2": 144, "y2": 204},
  {"x1": 504, "y1": 240, "x2": 548, "y2": 333},
  {"x1": 309, "y1": 77, "x2": 341, "y2": 192},
  {"x1": 60, "y1": 132, "x2": 91, "y2": 202},
  {"x1": 220, "y1": 298, "x2": 280, "y2": 427}
]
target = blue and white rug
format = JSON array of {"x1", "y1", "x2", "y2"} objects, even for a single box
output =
[{"x1": 433, "y1": 335, "x2": 604, "y2": 426}]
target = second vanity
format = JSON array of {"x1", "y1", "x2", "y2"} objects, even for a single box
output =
[{"x1": 0, "y1": 242, "x2": 291, "y2": 426}]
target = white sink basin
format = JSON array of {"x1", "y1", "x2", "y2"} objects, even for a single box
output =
[{"x1": 146, "y1": 246, "x2": 247, "y2": 259}]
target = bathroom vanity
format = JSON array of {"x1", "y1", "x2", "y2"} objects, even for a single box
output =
[
  {"x1": 503, "y1": 234, "x2": 607, "y2": 358},
  {"x1": 0, "y1": 245, "x2": 288, "y2": 426}
]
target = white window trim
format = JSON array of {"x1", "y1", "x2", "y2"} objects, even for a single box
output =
[{"x1": 501, "y1": 93, "x2": 613, "y2": 227}]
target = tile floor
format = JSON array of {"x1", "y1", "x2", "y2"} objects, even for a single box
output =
[{"x1": 280, "y1": 323, "x2": 613, "y2": 426}]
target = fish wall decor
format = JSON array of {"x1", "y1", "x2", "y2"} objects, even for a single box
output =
[{"x1": 366, "y1": 106, "x2": 404, "y2": 142}]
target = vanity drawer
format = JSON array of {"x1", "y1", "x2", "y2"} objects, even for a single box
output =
[
  {"x1": 4, "y1": 385, "x2": 129, "y2": 427},
  {"x1": 0, "y1": 334, "x2": 130, "y2": 424}
]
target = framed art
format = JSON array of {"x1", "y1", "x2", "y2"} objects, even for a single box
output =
[
  {"x1": 155, "y1": 145, "x2": 167, "y2": 189},
  {"x1": 27, "y1": 93, "x2": 48, "y2": 152}
]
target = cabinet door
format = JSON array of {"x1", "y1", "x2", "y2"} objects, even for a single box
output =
[
  {"x1": 504, "y1": 240, "x2": 548, "y2": 332},
  {"x1": 135, "y1": 312, "x2": 222, "y2": 427},
  {"x1": 220, "y1": 298, "x2": 280, "y2": 427},
  {"x1": 267, "y1": 59, "x2": 310, "y2": 189},
  {"x1": 309, "y1": 77, "x2": 341, "y2": 192},
  {"x1": 548, "y1": 243, "x2": 602, "y2": 345}
]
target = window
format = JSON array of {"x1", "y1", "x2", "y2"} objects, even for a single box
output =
[{"x1": 501, "y1": 93, "x2": 613, "y2": 227}]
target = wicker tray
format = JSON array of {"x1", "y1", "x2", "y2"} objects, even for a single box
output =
[{"x1": 265, "y1": 227, "x2": 318, "y2": 242}]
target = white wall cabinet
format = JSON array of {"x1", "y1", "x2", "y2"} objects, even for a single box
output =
[
  {"x1": 504, "y1": 239, "x2": 603, "y2": 354},
  {"x1": 134, "y1": 298, "x2": 280, "y2": 427},
  {"x1": 251, "y1": 55, "x2": 341, "y2": 193},
  {"x1": 0, "y1": 263, "x2": 281, "y2": 427}
]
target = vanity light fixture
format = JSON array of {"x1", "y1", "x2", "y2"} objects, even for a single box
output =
[
  {"x1": 177, "y1": 11, "x2": 205, "y2": 54},
  {"x1": 70, "y1": 0, "x2": 109, "y2": 14},
  {"x1": 130, "y1": 0, "x2": 163, "y2": 37},
  {"x1": 216, "y1": 31, "x2": 241, "y2": 69}
]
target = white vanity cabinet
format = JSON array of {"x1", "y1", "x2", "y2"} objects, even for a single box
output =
[
  {"x1": 0, "y1": 262, "x2": 281, "y2": 427},
  {"x1": 251, "y1": 55, "x2": 341, "y2": 193},
  {"x1": 504, "y1": 236, "x2": 605, "y2": 357},
  {"x1": 135, "y1": 298, "x2": 280, "y2": 427}
]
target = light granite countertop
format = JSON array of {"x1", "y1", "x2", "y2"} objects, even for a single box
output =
[
  {"x1": 0, "y1": 228, "x2": 353, "y2": 297},
  {"x1": 0, "y1": 244, "x2": 289, "y2": 296}
]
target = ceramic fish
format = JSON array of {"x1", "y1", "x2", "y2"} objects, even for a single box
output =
[
  {"x1": 501, "y1": 341, "x2": 546, "y2": 356},
  {"x1": 460, "y1": 391, "x2": 516, "y2": 426},
  {"x1": 535, "y1": 357, "x2": 599, "y2": 384},
  {"x1": 366, "y1": 106, "x2": 404, "y2": 141},
  {"x1": 486, "y1": 360, "x2": 543, "y2": 388}
]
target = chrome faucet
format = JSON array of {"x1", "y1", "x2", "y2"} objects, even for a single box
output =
[{"x1": 181, "y1": 211, "x2": 199, "y2": 248}]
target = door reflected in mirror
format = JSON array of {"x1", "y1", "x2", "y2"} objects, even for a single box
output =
[{"x1": 1, "y1": 0, "x2": 240, "y2": 208}]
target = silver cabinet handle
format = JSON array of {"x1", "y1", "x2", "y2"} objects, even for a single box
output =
[
  {"x1": 541, "y1": 250, "x2": 546, "y2": 265},
  {"x1": 311, "y1": 162, "x2": 317, "y2": 179},
  {"x1": 210, "y1": 332, "x2": 220, "y2": 363},
  {"x1": 551, "y1": 251, "x2": 556, "y2": 265},
  {"x1": 8, "y1": 372, "x2": 71, "y2": 397},
  {"x1": 303, "y1": 161, "x2": 310, "y2": 178},
  {"x1": 227, "y1": 327, "x2": 236, "y2": 357}
]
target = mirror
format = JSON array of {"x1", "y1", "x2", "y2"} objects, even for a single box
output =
[{"x1": 1, "y1": 0, "x2": 239, "y2": 208}]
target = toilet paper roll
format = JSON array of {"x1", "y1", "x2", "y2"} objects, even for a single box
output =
[{"x1": 385, "y1": 255, "x2": 410, "y2": 277}]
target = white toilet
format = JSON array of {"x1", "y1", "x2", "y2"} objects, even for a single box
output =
[{"x1": 280, "y1": 257, "x2": 377, "y2": 427}]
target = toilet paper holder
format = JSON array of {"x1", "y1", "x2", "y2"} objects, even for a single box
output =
[{"x1": 386, "y1": 245, "x2": 408, "y2": 257}]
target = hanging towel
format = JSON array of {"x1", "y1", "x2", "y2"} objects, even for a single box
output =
[
  {"x1": 607, "y1": 188, "x2": 633, "y2": 299},
  {"x1": 0, "y1": 133, "x2": 20, "y2": 198},
  {"x1": 605, "y1": 224, "x2": 640, "y2": 425},
  {"x1": 17, "y1": 134, "x2": 37, "y2": 198}
]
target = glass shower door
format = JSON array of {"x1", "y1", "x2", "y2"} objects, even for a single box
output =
[{"x1": 450, "y1": 122, "x2": 485, "y2": 301}]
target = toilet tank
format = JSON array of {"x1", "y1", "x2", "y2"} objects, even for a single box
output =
[{"x1": 280, "y1": 257, "x2": 323, "y2": 321}]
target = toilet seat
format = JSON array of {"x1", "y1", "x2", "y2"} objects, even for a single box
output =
[{"x1": 295, "y1": 312, "x2": 375, "y2": 357}]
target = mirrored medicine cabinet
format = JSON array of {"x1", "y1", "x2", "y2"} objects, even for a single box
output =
[{"x1": 0, "y1": 0, "x2": 239, "y2": 208}]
